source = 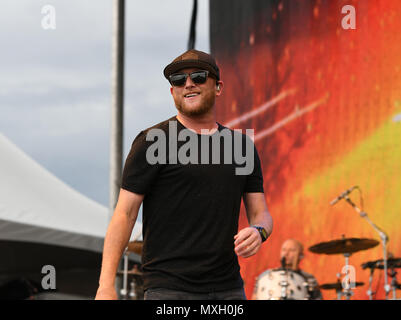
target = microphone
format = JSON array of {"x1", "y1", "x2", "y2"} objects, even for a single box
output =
[
  {"x1": 281, "y1": 257, "x2": 286, "y2": 269},
  {"x1": 330, "y1": 186, "x2": 358, "y2": 206}
]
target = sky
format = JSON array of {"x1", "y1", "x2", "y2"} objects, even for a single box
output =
[{"x1": 0, "y1": 0, "x2": 210, "y2": 209}]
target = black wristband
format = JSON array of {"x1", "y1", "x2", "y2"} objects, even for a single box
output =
[{"x1": 251, "y1": 225, "x2": 268, "y2": 242}]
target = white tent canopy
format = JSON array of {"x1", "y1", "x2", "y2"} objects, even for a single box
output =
[{"x1": 0, "y1": 133, "x2": 142, "y2": 253}]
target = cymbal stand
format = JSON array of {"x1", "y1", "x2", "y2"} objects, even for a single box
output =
[
  {"x1": 366, "y1": 267, "x2": 375, "y2": 300},
  {"x1": 389, "y1": 268, "x2": 398, "y2": 300},
  {"x1": 335, "y1": 273, "x2": 343, "y2": 300},
  {"x1": 342, "y1": 253, "x2": 353, "y2": 300},
  {"x1": 120, "y1": 248, "x2": 129, "y2": 300},
  {"x1": 343, "y1": 195, "x2": 390, "y2": 299},
  {"x1": 129, "y1": 279, "x2": 137, "y2": 300},
  {"x1": 335, "y1": 288, "x2": 342, "y2": 301}
]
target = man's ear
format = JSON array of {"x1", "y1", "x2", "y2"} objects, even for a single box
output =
[{"x1": 216, "y1": 81, "x2": 223, "y2": 95}]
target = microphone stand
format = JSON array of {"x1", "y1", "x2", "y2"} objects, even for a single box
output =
[{"x1": 343, "y1": 195, "x2": 390, "y2": 300}]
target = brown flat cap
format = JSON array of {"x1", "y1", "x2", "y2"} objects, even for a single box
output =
[{"x1": 163, "y1": 49, "x2": 220, "y2": 81}]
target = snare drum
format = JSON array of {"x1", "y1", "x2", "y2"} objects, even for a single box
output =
[{"x1": 254, "y1": 269, "x2": 309, "y2": 300}]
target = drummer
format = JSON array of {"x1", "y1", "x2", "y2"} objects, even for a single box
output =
[{"x1": 280, "y1": 239, "x2": 323, "y2": 300}]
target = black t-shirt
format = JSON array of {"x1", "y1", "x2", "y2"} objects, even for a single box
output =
[{"x1": 121, "y1": 116, "x2": 264, "y2": 292}]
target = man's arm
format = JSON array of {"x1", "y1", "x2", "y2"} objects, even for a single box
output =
[
  {"x1": 95, "y1": 188, "x2": 144, "y2": 300},
  {"x1": 234, "y1": 192, "x2": 273, "y2": 258}
]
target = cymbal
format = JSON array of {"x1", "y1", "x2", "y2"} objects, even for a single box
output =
[
  {"x1": 117, "y1": 269, "x2": 143, "y2": 276},
  {"x1": 319, "y1": 282, "x2": 364, "y2": 290},
  {"x1": 361, "y1": 258, "x2": 401, "y2": 270},
  {"x1": 127, "y1": 241, "x2": 143, "y2": 255},
  {"x1": 309, "y1": 238, "x2": 379, "y2": 255}
]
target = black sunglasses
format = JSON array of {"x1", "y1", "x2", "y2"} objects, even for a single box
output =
[{"x1": 169, "y1": 70, "x2": 210, "y2": 87}]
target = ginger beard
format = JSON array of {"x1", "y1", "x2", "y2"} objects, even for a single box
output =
[
  {"x1": 170, "y1": 72, "x2": 218, "y2": 117},
  {"x1": 173, "y1": 88, "x2": 216, "y2": 117}
]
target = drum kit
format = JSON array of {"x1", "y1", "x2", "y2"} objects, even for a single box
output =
[
  {"x1": 361, "y1": 256, "x2": 401, "y2": 300},
  {"x1": 254, "y1": 236, "x2": 401, "y2": 300},
  {"x1": 253, "y1": 267, "x2": 318, "y2": 300},
  {"x1": 116, "y1": 188, "x2": 399, "y2": 301},
  {"x1": 255, "y1": 187, "x2": 400, "y2": 300},
  {"x1": 118, "y1": 240, "x2": 144, "y2": 300},
  {"x1": 311, "y1": 237, "x2": 401, "y2": 300},
  {"x1": 309, "y1": 236, "x2": 381, "y2": 300}
]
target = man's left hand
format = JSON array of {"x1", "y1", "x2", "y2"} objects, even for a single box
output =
[{"x1": 234, "y1": 227, "x2": 262, "y2": 258}]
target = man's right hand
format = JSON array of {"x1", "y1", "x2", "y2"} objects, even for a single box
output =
[{"x1": 95, "y1": 286, "x2": 118, "y2": 300}]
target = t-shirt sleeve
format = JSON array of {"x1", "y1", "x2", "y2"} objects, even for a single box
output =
[
  {"x1": 121, "y1": 130, "x2": 162, "y2": 195},
  {"x1": 244, "y1": 142, "x2": 264, "y2": 193}
]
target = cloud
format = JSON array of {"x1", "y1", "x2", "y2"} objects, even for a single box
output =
[{"x1": 0, "y1": 0, "x2": 210, "y2": 207}]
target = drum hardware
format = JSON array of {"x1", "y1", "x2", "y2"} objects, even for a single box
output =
[
  {"x1": 254, "y1": 269, "x2": 312, "y2": 300},
  {"x1": 120, "y1": 248, "x2": 130, "y2": 300},
  {"x1": 304, "y1": 278, "x2": 318, "y2": 299},
  {"x1": 319, "y1": 280, "x2": 364, "y2": 290},
  {"x1": 366, "y1": 267, "x2": 375, "y2": 300},
  {"x1": 361, "y1": 257, "x2": 401, "y2": 270},
  {"x1": 343, "y1": 252, "x2": 352, "y2": 300},
  {"x1": 116, "y1": 269, "x2": 143, "y2": 276},
  {"x1": 309, "y1": 236, "x2": 379, "y2": 300},
  {"x1": 127, "y1": 240, "x2": 143, "y2": 255},
  {"x1": 389, "y1": 268, "x2": 399, "y2": 300},
  {"x1": 308, "y1": 237, "x2": 379, "y2": 255},
  {"x1": 278, "y1": 274, "x2": 289, "y2": 300},
  {"x1": 361, "y1": 257, "x2": 401, "y2": 300},
  {"x1": 127, "y1": 273, "x2": 144, "y2": 300},
  {"x1": 118, "y1": 241, "x2": 144, "y2": 300},
  {"x1": 279, "y1": 257, "x2": 289, "y2": 300},
  {"x1": 118, "y1": 263, "x2": 144, "y2": 300},
  {"x1": 129, "y1": 279, "x2": 137, "y2": 300},
  {"x1": 319, "y1": 277, "x2": 364, "y2": 300},
  {"x1": 331, "y1": 188, "x2": 391, "y2": 299}
]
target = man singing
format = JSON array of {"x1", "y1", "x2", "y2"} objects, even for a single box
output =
[{"x1": 95, "y1": 49, "x2": 273, "y2": 300}]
